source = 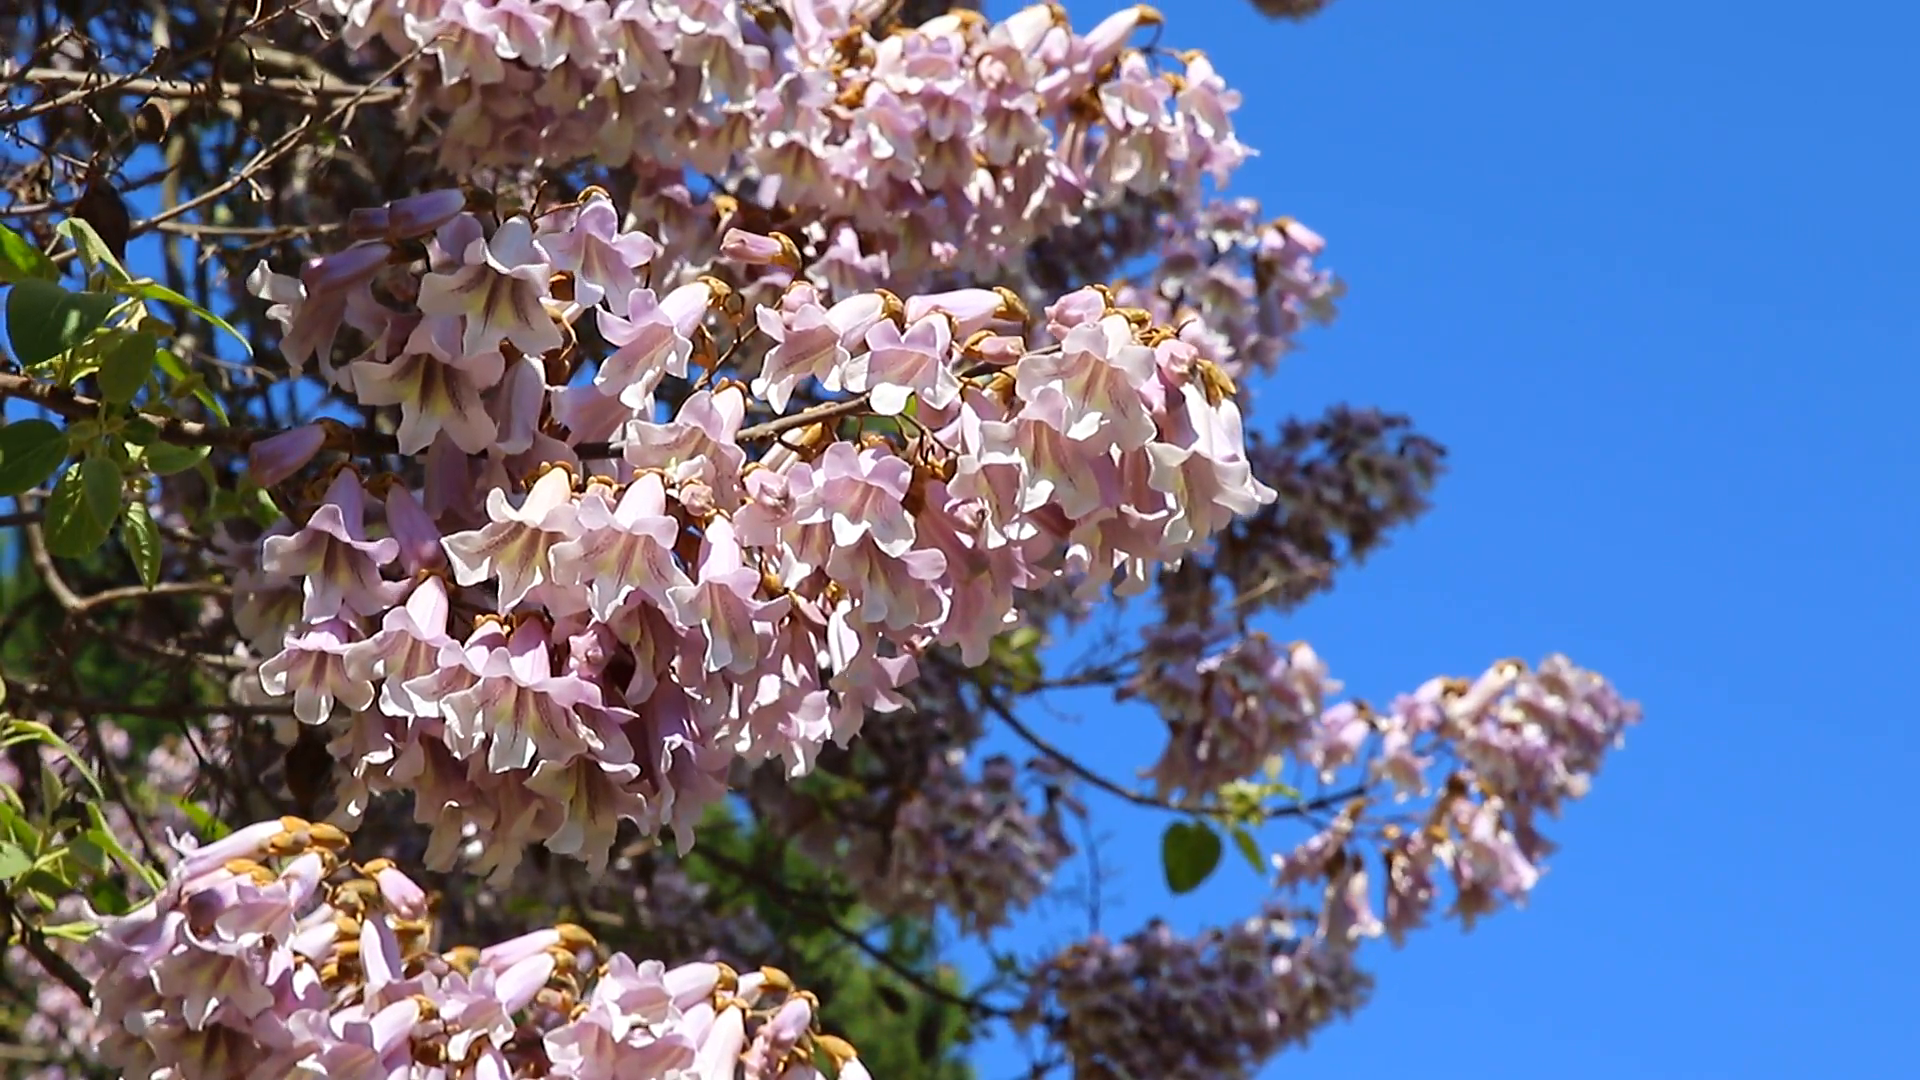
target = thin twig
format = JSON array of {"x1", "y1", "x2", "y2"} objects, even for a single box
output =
[
  {"x1": 129, "y1": 41, "x2": 427, "y2": 241},
  {"x1": 8, "y1": 66, "x2": 403, "y2": 110},
  {"x1": 72, "y1": 580, "x2": 228, "y2": 615},
  {"x1": 22, "y1": 518, "x2": 83, "y2": 613},
  {"x1": 979, "y1": 687, "x2": 1360, "y2": 822},
  {"x1": 0, "y1": 893, "x2": 93, "y2": 1006},
  {"x1": 689, "y1": 844, "x2": 1014, "y2": 1020}
]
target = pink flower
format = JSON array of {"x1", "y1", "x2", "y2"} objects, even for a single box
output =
[
  {"x1": 750, "y1": 283, "x2": 872, "y2": 412},
  {"x1": 844, "y1": 313, "x2": 960, "y2": 416},
  {"x1": 258, "y1": 469, "x2": 399, "y2": 621},
  {"x1": 441, "y1": 618, "x2": 606, "y2": 773},
  {"x1": 417, "y1": 216, "x2": 562, "y2": 359},
  {"x1": 539, "y1": 192, "x2": 659, "y2": 313},
  {"x1": 246, "y1": 424, "x2": 328, "y2": 488},
  {"x1": 664, "y1": 515, "x2": 789, "y2": 674},
  {"x1": 549, "y1": 473, "x2": 689, "y2": 619},
  {"x1": 442, "y1": 465, "x2": 580, "y2": 611},
  {"x1": 526, "y1": 752, "x2": 647, "y2": 875},
  {"x1": 343, "y1": 575, "x2": 455, "y2": 716},
  {"x1": 246, "y1": 242, "x2": 390, "y2": 374},
  {"x1": 623, "y1": 386, "x2": 749, "y2": 497},
  {"x1": 351, "y1": 315, "x2": 504, "y2": 454},
  {"x1": 787, "y1": 442, "x2": 917, "y2": 557},
  {"x1": 258, "y1": 617, "x2": 375, "y2": 724},
  {"x1": 1146, "y1": 382, "x2": 1276, "y2": 547},
  {"x1": 1015, "y1": 313, "x2": 1160, "y2": 452},
  {"x1": 594, "y1": 282, "x2": 709, "y2": 409}
]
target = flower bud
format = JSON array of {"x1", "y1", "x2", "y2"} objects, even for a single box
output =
[
  {"x1": 720, "y1": 228, "x2": 803, "y2": 269},
  {"x1": 248, "y1": 424, "x2": 329, "y2": 488}
]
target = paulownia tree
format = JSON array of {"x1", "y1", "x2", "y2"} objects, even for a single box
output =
[{"x1": 0, "y1": 2, "x2": 1639, "y2": 1079}]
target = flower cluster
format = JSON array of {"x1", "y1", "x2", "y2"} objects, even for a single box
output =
[
  {"x1": 753, "y1": 744, "x2": 1075, "y2": 936},
  {"x1": 239, "y1": 188, "x2": 1278, "y2": 878},
  {"x1": 1022, "y1": 911, "x2": 1371, "y2": 1080},
  {"x1": 1135, "y1": 642, "x2": 1639, "y2": 946},
  {"x1": 1130, "y1": 630, "x2": 1334, "y2": 803},
  {"x1": 1211, "y1": 406, "x2": 1448, "y2": 612},
  {"x1": 317, "y1": 1, "x2": 1248, "y2": 289},
  {"x1": 1039, "y1": 196, "x2": 1340, "y2": 385},
  {"x1": 82, "y1": 816, "x2": 877, "y2": 1080}
]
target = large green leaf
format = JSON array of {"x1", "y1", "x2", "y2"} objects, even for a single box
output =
[
  {"x1": 0, "y1": 419, "x2": 71, "y2": 496},
  {"x1": 6, "y1": 279, "x2": 116, "y2": 368},
  {"x1": 43, "y1": 458, "x2": 123, "y2": 558},
  {"x1": 0, "y1": 224, "x2": 56, "y2": 284},
  {"x1": 1161, "y1": 820, "x2": 1224, "y2": 895}
]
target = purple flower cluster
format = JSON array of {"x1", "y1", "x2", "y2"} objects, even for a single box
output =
[
  {"x1": 82, "y1": 817, "x2": 876, "y2": 1080},
  {"x1": 1137, "y1": 643, "x2": 1640, "y2": 943},
  {"x1": 1022, "y1": 911, "x2": 1370, "y2": 1080},
  {"x1": 1106, "y1": 198, "x2": 1340, "y2": 381},
  {"x1": 1045, "y1": 646, "x2": 1638, "y2": 1075},
  {"x1": 317, "y1": 1, "x2": 1248, "y2": 288},
  {"x1": 753, "y1": 745, "x2": 1075, "y2": 935},
  {"x1": 238, "y1": 188, "x2": 1277, "y2": 879},
  {"x1": 1130, "y1": 629, "x2": 1334, "y2": 803}
]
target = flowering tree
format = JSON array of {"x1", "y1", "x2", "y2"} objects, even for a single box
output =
[{"x1": 0, "y1": 2, "x2": 1640, "y2": 1079}]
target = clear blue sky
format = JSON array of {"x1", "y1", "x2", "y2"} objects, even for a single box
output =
[{"x1": 970, "y1": 0, "x2": 1919, "y2": 1077}]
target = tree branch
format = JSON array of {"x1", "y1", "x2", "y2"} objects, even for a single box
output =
[
  {"x1": 0, "y1": 893, "x2": 93, "y2": 1007},
  {"x1": 688, "y1": 844, "x2": 1015, "y2": 1021},
  {"x1": 8, "y1": 66, "x2": 403, "y2": 111},
  {"x1": 978, "y1": 685, "x2": 1362, "y2": 822}
]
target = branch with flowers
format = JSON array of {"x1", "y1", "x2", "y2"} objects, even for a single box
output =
[{"x1": 0, "y1": 1, "x2": 1639, "y2": 1078}]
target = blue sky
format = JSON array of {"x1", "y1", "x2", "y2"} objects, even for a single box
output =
[{"x1": 969, "y1": 0, "x2": 1920, "y2": 1077}]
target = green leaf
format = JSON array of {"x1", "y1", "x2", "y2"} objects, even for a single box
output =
[
  {"x1": 86, "y1": 804, "x2": 163, "y2": 889},
  {"x1": 68, "y1": 834, "x2": 111, "y2": 872},
  {"x1": 169, "y1": 796, "x2": 231, "y2": 842},
  {"x1": 121, "y1": 499, "x2": 161, "y2": 588},
  {"x1": 0, "y1": 799, "x2": 34, "y2": 848},
  {"x1": 124, "y1": 279, "x2": 251, "y2": 356},
  {"x1": 6, "y1": 279, "x2": 116, "y2": 367},
  {"x1": 0, "y1": 224, "x2": 56, "y2": 284},
  {"x1": 153, "y1": 348, "x2": 227, "y2": 423},
  {"x1": 43, "y1": 458, "x2": 123, "y2": 558},
  {"x1": 0, "y1": 841, "x2": 31, "y2": 881},
  {"x1": 98, "y1": 329, "x2": 156, "y2": 405},
  {"x1": 1161, "y1": 820, "x2": 1224, "y2": 895},
  {"x1": 1228, "y1": 824, "x2": 1266, "y2": 875},
  {"x1": 56, "y1": 217, "x2": 130, "y2": 282},
  {"x1": 123, "y1": 416, "x2": 160, "y2": 445},
  {"x1": 41, "y1": 918, "x2": 103, "y2": 941},
  {"x1": 144, "y1": 440, "x2": 210, "y2": 476},
  {"x1": 0, "y1": 419, "x2": 71, "y2": 496},
  {"x1": 0, "y1": 719, "x2": 102, "y2": 799}
]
